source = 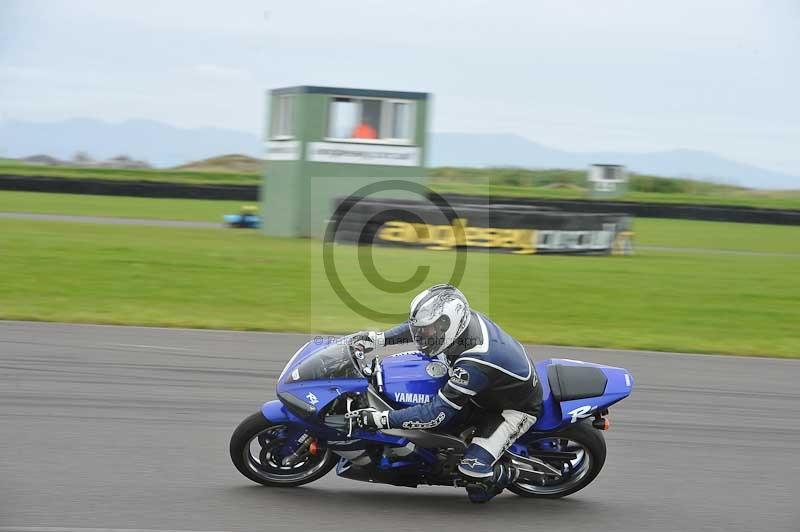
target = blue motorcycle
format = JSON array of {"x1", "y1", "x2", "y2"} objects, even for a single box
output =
[{"x1": 230, "y1": 335, "x2": 633, "y2": 498}]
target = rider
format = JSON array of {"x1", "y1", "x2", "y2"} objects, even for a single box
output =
[{"x1": 352, "y1": 284, "x2": 543, "y2": 503}]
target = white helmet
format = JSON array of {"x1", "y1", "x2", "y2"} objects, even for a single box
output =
[{"x1": 409, "y1": 284, "x2": 471, "y2": 357}]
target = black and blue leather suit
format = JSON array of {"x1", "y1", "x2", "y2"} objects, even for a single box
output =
[{"x1": 382, "y1": 311, "x2": 543, "y2": 483}]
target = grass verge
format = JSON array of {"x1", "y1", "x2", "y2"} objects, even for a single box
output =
[
  {"x1": 430, "y1": 182, "x2": 800, "y2": 210},
  {"x1": 1, "y1": 191, "x2": 797, "y2": 254},
  {"x1": 633, "y1": 218, "x2": 800, "y2": 254},
  {"x1": 0, "y1": 218, "x2": 797, "y2": 357},
  {"x1": 0, "y1": 191, "x2": 245, "y2": 222},
  {"x1": 0, "y1": 160, "x2": 259, "y2": 185}
]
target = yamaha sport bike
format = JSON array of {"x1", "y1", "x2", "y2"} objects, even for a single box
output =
[{"x1": 230, "y1": 336, "x2": 633, "y2": 498}]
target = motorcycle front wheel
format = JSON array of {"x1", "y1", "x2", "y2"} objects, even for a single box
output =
[
  {"x1": 509, "y1": 421, "x2": 607, "y2": 499},
  {"x1": 230, "y1": 412, "x2": 336, "y2": 487}
]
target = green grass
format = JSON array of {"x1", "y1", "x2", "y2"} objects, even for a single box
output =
[
  {"x1": 0, "y1": 218, "x2": 797, "y2": 357},
  {"x1": 633, "y1": 219, "x2": 800, "y2": 254},
  {"x1": 430, "y1": 181, "x2": 800, "y2": 210},
  {"x1": 430, "y1": 166, "x2": 771, "y2": 194},
  {"x1": 429, "y1": 166, "x2": 800, "y2": 209},
  {"x1": 0, "y1": 160, "x2": 259, "y2": 185},
  {"x1": 0, "y1": 191, "x2": 245, "y2": 222}
]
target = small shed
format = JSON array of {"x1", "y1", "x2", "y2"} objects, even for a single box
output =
[
  {"x1": 262, "y1": 86, "x2": 430, "y2": 237},
  {"x1": 588, "y1": 164, "x2": 628, "y2": 198}
]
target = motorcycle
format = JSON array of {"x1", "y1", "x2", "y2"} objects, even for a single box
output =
[{"x1": 230, "y1": 335, "x2": 633, "y2": 498}]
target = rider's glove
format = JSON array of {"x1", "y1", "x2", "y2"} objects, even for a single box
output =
[
  {"x1": 355, "y1": 408, "x2": 389, "y2": 430},
  {"x1": 351, "y1": 331, "x2": 385, "y2": 354}
]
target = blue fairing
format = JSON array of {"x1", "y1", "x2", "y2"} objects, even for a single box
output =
[
  {"x1": 531, "y1": 358, "x2": 634, "y2": 432},
  {"x1": 378, "y1": 353, "x2": 633, "y2": 433},
  {"x1": 276, "y1": 340, "x2": 369, "y2": 414},
  {"x1": 276, "y1": 344, "x2": 447, "y2": 413},
  {"x1": 380, "y1": 352, "x2": 448, "y2": 407},
  {"x1": 261, "y1": 399, "x2": 292, "y2": 423},
  {"x1": 269, "y1": 338, "x2": 633, "y2": 458}
]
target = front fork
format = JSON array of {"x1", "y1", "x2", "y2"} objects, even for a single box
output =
[
  {"x1": 279, "y1": 431, "x2": 321, "y2": 466},
  {"x1": 260, "y1": 400, "x2": 326, "y2": 465}
]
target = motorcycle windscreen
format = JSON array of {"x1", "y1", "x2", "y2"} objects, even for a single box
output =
[{"x1": 284, "y1": 343, "x2": 362, "y2": 383}]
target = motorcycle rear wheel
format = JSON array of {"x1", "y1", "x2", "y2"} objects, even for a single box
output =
[
  {"x1": 230, "y1": 412, "x2": 336, "y2": 487},
  {"x1": 509, "y1": 421, "x2": 606, "y2": 499}
]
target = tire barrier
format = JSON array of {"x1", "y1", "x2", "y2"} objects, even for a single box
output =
[
  {"x1": 438, "y1": 194, "x2": 800, "y2": 226},
  {"x1": 0, "y1": 175, "x2": 258, "y2": 200},
  {"x1": 329, "y1": 197, "x2": 634, "y2": 255}
]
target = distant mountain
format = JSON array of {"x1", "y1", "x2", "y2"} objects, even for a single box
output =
[
  {"x1": 0, "y1": 118, "x2": 263, "y2": 168},
  {"x1": 430, "y1": 133, "x2": 800, "y2": 190},
  {"x1": 1, "y1": 118, "x2": 797, "y2": 189}
]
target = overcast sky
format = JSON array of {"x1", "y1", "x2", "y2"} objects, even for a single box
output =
[{"x1": 1, "y1": 0, "x2": 798, "y2": 173}]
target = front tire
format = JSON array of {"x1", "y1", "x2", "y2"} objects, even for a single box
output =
[
  {"x1": 509, "y1": 421, "x2": 606, "y2": 499},
  {"x1": 230, "y1": 412, "x2": 336, "y2": 487}
]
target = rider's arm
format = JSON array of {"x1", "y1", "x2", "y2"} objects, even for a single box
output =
[
  {"x1": 382, "y1": 321, "x2": 413, "y2": 346},
  {"x1": 353, "y1": 323, "x2": 412, "y2": 352},
  {"x1": 386, "y1": 362, "x2": 488, "y2": 430}
]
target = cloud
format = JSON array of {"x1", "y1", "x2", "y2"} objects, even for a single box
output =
[{"x1": 0, "y1": 65, "x2": 51, "y2": 82}]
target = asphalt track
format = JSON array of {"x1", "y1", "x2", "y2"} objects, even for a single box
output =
[{"x1": 1, "y1": 321, "x2": 798, "y2": 532}]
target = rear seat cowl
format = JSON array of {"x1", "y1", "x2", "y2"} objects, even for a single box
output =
[{"x1": 547, "y1": 364, "x2": 608, "y2": 402}]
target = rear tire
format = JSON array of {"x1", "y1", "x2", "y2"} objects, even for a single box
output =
[
  {"x1": 230, "y1": 412, "x2": 336, "y2": 487},
  {"x1": 508, "y1": 421, "x2": 606, "y2": 499}
]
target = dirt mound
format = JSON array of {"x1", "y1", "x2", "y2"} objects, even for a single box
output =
[{"x1": 174, "y1": 154, "x2": 263, "y2": 174}]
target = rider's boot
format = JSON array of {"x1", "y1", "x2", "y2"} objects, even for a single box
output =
[{"x1": 462, "y1": 461, "x2": 517, "y2": 503}]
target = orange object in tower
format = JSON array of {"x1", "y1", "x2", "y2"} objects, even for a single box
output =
[{"x1": 352, "y1": 122, "x2": 377, "y2": 139}]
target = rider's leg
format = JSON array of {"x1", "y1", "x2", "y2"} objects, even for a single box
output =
[{"x1": 458, "y1": 409, "x2": 536, "y2": 503}]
